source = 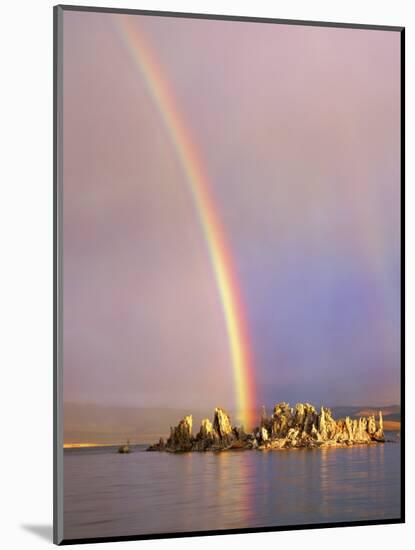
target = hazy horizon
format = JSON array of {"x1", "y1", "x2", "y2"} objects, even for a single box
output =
[{"x1": 63, "y1": 401, "x2": 401, "y2": 444}]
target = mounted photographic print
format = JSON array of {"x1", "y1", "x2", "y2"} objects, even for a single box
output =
[{"x1": 54, "y1": 5, "x2": 405, "y2": 545}]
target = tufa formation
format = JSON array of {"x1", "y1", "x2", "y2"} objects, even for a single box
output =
[{"x1": 147, "y1": 402, "x2": 385, "y2": 453}]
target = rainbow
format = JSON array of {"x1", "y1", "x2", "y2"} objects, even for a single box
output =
[{"x1": 114, "y1": 15, "x2": 256, "y2": 429}]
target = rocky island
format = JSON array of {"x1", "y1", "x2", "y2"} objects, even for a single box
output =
[{"x1": 147, "y1": 402, "x2": 385, "y2": 452}]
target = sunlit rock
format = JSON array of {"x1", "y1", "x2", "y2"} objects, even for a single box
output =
[
  {"x1": 213, "y1": 407, "x2": 233, "y2": 439},
  {"x1": 260, "y1": 426, "x2": 269, "y2": 442},
  {"x1": 147, "y1": 402, "x2": 387, "y2": 452},
  {"x1": 270, "y1": 402, "x2": 293, "y2": 437},
  {"x1": 165, "y1": 415, "x2": 193, "y2": 452},
  {"x1": 368, "y1": 415, "x2": 377, "y2": 435},
  {"x1": 198, "y1": 418, "x2": 213, "y2": 438},
  {"x1": 373, "y1": 411, "x2": 385, "y2": 442}
]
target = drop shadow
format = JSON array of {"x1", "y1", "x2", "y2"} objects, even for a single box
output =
[{"x1": 21, "y1": 524, "x2": 53, "y2": 542}]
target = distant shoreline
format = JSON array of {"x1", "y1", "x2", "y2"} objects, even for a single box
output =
[
  {"x1": 63, "y1": 423, "x2": 400, "y2": 449},
  {"x1": 382, "y1": 420, "x2": 401, "y2": 430},
  {"x1": 63, "y1": 403, "x2": 401, "y2": 447},
  {"x1": 64, "y1": 443, "x2": 120, "y2": 449}
]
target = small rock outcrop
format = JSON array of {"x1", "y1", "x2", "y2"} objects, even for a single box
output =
[
  {"x1": 147, "y1": 402, "x2": 385, "y2": 453},
  {"x1": 166, "y1": 414, "x2": 193, "y2": 452},
  {"x1": 148, "y1": 407, "x2": 243, "y2": 452},
  {"x1": 118, "y1": 439, "x2": 131, "y2": 453}
]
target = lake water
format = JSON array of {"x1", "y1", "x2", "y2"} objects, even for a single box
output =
[{"x1": 64, "y1": 439, "x2": 401, "y2": 540}]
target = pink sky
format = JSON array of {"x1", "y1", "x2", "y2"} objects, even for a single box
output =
[{"x1": 63, "y1": 11, "x2": 401, "y2": 412}]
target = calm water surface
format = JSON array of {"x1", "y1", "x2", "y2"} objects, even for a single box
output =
[{"x1": 64, "y1": 440, "x2": 400, "y2": 539}]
